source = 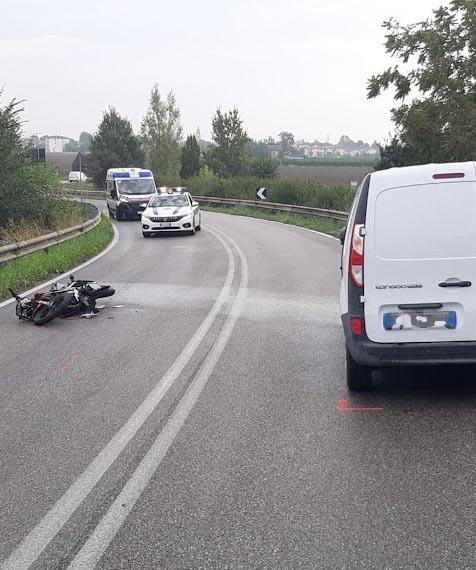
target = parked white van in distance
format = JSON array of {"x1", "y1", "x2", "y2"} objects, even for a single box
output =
[
  {"x1": 340, "y1": 162, "x2": 476, "y2": 391},
  {"x1": 68, "y1": 171, "x2": 88, "y2": 182},
  {"x1": 106, "y1": 168, "x2": 156, "y2": 221}
]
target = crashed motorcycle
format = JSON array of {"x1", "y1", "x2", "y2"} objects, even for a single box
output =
[{"x1": 10, "y1": 275, "x2": 115, "y2": 326}]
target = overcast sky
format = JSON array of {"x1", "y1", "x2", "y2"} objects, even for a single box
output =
[{"x1": 1, "y1": 0, "x2": 445, "y2": 144}]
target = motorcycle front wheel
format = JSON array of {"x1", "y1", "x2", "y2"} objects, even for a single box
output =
[{"x1": 33, "y1": 293, "x2": 74, "y2": 326}]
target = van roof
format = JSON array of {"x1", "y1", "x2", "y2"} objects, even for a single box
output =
[
  {"x1": 106, "y1": 168, "x2": 153, "y2": 179},
  {"x1": 369, "y1": 162, "x2": 476, "y2": 192}
]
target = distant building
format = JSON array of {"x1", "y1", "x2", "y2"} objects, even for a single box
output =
[
  {"x1": 266, "y1": 144, "x2": 281, "y2": 159},
  {"x1": 45, "y1": 152, "x2": 78, "y2": 177},
  {"x1": 38, "y1": 135, "x2": 76, "y2": 153},
  {"x1": 45, "y1": 151, "x2": 90, "y2": 178},
  {"x1": 72, "y1": 152, "x2": 89, "y2": 173}
]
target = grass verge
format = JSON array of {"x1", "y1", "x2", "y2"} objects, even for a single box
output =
[
  {"x1": 0, "y1": 215, "x2": 114, "y2": 301},
  {"x1": 202, "y1": 205, "x2": 343, "y2": 237}
]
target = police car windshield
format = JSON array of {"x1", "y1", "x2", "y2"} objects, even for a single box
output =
[
  {"x1": 116, "y1": 179, "x2": 155, "y2": 195},
  {"x1": 150, "y1": 195, "x2": 189, "y2": 208}
]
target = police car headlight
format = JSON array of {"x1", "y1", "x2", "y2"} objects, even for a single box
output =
[{"x1": 181, "y1": 214, "x2": 192, "y2": 221}]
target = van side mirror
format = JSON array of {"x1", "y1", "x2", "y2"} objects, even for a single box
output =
[
  {"x1": 339, "y1": 226, "x2": 347, "y2": 245},
  {"x1": 111, "y1": 189, "x2": 118, "y2": 199},
  {"x1": 192, "y1": 201, "x2": 198, "y2": 207}
]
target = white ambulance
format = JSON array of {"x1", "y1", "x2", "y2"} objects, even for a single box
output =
[
  {"x1": 340, "y1": 162, "x2": 476, "y2": 390},
  {"x1": 106, "y1": 168, "x2": 156, "y2": 221}
]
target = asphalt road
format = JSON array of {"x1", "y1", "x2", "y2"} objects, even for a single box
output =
[{"x1": 0, "y1": 210, "x2": 474, "y2": 569}]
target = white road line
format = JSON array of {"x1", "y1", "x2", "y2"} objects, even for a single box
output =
[
  {"x1": 68, "y1": 226, "x2": 249, "y2": 569},
  {"x1": 1, "y1": 227, "x2": 235, "y2": 570},
  {"x1": 0, "y1": 220, "x2": 120, "y2": 310}
]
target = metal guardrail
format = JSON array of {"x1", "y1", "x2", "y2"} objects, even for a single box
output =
[
  {"x1": 63, "y1": 189, "x2": 349, "y2": 222},
  {"x1": 194, "y1": 196, "x2": 349, "y2": 222},
  {"x1": 0, "y1": 205, "x2": 101, "y2": 264},
  {"x1": 64, "y1": 189, "x2": 107, "y2": 200}
]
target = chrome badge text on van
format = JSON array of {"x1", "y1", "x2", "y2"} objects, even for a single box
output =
[{"x1": 375, "y1": 284, "x2": 423, "y2": 290}]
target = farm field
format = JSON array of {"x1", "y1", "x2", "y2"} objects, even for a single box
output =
[{"x1": 278, "y1": 164, "x2": 373, "y2": 187}]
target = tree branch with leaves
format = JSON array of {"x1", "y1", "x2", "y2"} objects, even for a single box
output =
[{"x1": 368, "y1": 0, "x2": 476, "y2": 167}]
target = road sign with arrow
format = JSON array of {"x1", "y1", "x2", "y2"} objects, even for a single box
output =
[{"x1": 256, "y1": 187, "x2": 267, "y2": 200}]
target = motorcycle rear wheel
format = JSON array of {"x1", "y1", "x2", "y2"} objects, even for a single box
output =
[{"x1": 33, "y1": 293, "x2": 73, "y2": 326}]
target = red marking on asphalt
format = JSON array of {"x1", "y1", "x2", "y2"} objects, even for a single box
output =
[
  {"x1": 336, "y1": 398, "x2": 383, "y2": 413},
  {"x1": 60, "y1": 353, "x2": 78, "y2": 376}
]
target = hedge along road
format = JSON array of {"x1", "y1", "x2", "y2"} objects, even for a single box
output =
[{"x1": 0, "y1": 210, "x2": 474, "y2": 569}]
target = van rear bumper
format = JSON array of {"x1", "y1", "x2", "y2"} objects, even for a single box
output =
[{"x1": 342, "y1": 315, "x2": 476, "y2": 367}]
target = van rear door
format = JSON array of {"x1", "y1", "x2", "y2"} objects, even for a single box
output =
[{"x1": 364, "y1": 175, "x2": 476, "y2": 343}]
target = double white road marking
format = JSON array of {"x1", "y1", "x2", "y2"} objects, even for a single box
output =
[{"x1": 2, "y1": 225, "x2": 248, "y2": 569}]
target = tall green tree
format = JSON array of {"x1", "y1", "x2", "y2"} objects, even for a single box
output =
[
  {"x1": 141, "y1": 84, "x2": 183, "y2": 179},
  {"x1": 87, "y1": 107, "x2": 143, "y2": 188},
  {"x1": 279, "y1": 132, "x2": 295, "y2": 156},
  {"x1": 180, "y1": 135, "x2": 201, "y2": 178},
  {"x1": 206, "y1": 108, "x2": 249, "y2": 177},
  {"x1": 368, "y1": 0, "x2": 476, "y2": 168}
]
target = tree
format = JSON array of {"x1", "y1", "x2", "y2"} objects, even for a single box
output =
[
  {"x1": 206, "y1": 108, "x2": 249, "y2": 177},
  {"x1": 249, "y1": 157, "x2": 279, "y2": 178},
  {"x1": 279, "y1": 132, "x2": 295, "y2": 156},
  {"x1": 248, "y1": 139, "x2": 269, "y2": 157},
  {"x1": 180, "y1": 135, "x2": 201, "y2": 178},
  {"x1": 79, "y1": 131, "x2": 93, "y2": 152},
  {"x1": 141, "y1": 84, "x2": 183, "y2": 179},
  {"x1": 375, "y1": 137, "x2": 420, "y2": 170},
  {"x1": 87, "y1": 107, "x2": 143, "y2": 188},
  {"x1": 0, "y1": 91, "x2": 61, "y2": 230},
  {"x1": 368, "y1": 1, "x2": 476, "y2": 166}
]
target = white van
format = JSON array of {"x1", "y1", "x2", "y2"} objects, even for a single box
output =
[
  {"x1": 69, "y1": 171, "x2": 88, "y2": 183},
  {"x1": 340, "y1": 162, "x2": 476, "y2": 391},
  {"x1": 106, "y1": 168, "x2": 156, "y2": 221}
]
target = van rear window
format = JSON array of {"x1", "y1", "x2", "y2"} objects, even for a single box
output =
[{"x1": 374, "y1": 182, "x2": 476, "y2": 260}]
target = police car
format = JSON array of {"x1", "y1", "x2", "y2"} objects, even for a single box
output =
[{"x1": 141, "y1": 191, "x2": 201, "y2": 237}]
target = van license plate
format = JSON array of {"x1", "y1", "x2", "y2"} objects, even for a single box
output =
[
  {"x1": 158, "y1": 222, "x2": 171, "y2": 228},
  {"x1": 383, "y1": 311, "x2": 456, "y2": 331}
]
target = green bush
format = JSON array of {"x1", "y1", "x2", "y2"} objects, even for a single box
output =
[
  {"x1": 185, "y1": 176, "x2": 354, "y2": 212},
  {"x1": 249, "y1": 157, "x2": 279, "y2": 178}
]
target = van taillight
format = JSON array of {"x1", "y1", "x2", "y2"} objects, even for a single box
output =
[
  {"x1": 349, "y1": 223, "x2": 364, "y2": 288},
  {"x1": 350, "y1": 317, "x2": 363, "y2": 335}
]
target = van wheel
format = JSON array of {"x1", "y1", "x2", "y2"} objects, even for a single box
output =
[{"x1": 346, "y1": 347, "x2": 373, "y2": 391}]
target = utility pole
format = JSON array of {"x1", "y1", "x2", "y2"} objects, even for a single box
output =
[{"x1": 79, "y1": 152, "x2": 83, "y2": 203}]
